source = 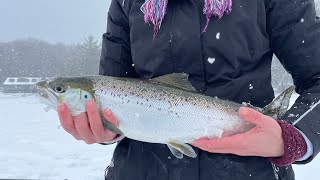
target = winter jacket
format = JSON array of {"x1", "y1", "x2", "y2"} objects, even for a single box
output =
[{"x1": 99, "y1": 0, "x2": 320, "y2": 179}]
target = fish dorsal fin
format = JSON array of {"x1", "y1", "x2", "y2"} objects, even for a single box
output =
[
  {"x1": 167, "y1": 141, "x2": 197, "y2": 159},
  {"x1": 262, "y1": 86, "x2": 295, "y2": 119},
  {"x1": 151, "y1": 73, "x2": 197, "y2": 92}
]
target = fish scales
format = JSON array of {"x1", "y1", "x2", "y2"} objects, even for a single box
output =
[{"x1": 92, "y1": 76, "x2": 252, "y2": 143}]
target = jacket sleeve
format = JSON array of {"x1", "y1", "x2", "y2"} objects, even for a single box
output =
[
  {"x1": 265, "y1": 0, "x2": 320, "y2": 163},
  {"x1": 99, "y1": 0, "x2": 138, "y2": 78}
]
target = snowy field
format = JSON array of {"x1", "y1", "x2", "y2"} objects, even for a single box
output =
[{"x1": 0, "y1": 92, "x2": 319, "y2": 179}]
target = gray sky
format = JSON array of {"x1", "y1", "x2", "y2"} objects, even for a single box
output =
[{"x1": 0, "y1": 0, "x2": 111, "y2": 44}]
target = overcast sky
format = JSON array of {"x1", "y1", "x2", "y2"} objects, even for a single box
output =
[{"x1": 0, "y1": 0, "x2": 111, "y2": 44}]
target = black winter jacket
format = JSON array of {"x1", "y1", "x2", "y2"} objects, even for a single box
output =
[{"x1": 99, "y1": 0, "x2": 320, "y2": 179}]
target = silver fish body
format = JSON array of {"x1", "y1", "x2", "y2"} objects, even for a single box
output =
[
  {"x1": 92, "y1": 76, "x2": 253, "y2": 143},
  {"x1": 36, "y1": 74, "x2": 294, "y2": 158}
]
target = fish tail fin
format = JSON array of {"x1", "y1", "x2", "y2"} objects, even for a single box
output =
[{"x1": 262, "y1": 86, "x2": 295, "y2": 119}]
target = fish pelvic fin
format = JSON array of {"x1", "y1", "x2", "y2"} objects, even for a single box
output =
[
  {"x1": 262, "y1": 86, "x2": 295, "y2": 119},
  {"x1": 167, "y1": 145, "x2": 183, "y2": 159},
  {"x1": 167, "y1": 141, "x2": 197, "y2": 159},
  {"x1": 151, "y1": 73, "x2": 197, "y2": 92}
]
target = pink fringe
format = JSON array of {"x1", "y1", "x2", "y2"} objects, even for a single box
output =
[
  {"x1": 140, "y1": 0, "x2": 232, "y2": 37},
  {"x1": 140, "y1": 0, "x2": 168, "y2": 39},
  {"x1": 203, "y1": 0, "x2": 232, "y2": 32}
]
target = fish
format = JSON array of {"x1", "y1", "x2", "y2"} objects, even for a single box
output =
[{"x1": 36, "y1": 73, "x2": 295, "y2": 159}]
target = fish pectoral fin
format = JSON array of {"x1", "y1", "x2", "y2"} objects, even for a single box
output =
[
  {"x1": 151, "y1": 73, "x2": 197, "y2": 92},
  {"x1": 167, "y1": 141, "x2": 197, "y2": 159},
  {"x1": 101, "y1": 118, "x2": 123, "y2": 135},
  {"x1": 99, "y1": 111, "x2": 123, "y2": 135},
  {"x1": 100, "y1": 134, "x2": 125, "y2": 145}
]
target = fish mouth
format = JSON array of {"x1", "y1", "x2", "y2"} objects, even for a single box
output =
[{"x1": 36, "y1": 81, "x2": 59, "y2": 110}]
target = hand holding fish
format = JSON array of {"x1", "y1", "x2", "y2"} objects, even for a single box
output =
[
  {"x1": 192, "y1": 107, "x2": 285, "y2": 157},
  {"x1": 57, "y1": 100, "x2": 119, "y2": 144}
]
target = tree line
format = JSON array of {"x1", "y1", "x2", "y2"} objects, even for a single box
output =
[{"x1": 0, "y1": 36, "x2": 101, "y2": 85}]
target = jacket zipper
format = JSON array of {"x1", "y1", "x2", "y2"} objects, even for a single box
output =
[
  {"x1": 271, "y1": 163, "x2": 280, "y2": 180},
  {"x1": 169, "y1": 31, "x2": 175, "y2": 71},
  {"x1": 168, "y1": 1, "x2": 176, "y2": 72}
]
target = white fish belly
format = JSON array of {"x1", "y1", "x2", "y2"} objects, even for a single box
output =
[{"x1": 96, "y1": 93, "x2": 252, "y2": 144}]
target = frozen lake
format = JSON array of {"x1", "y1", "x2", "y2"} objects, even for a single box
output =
[{"x1": 0, "y1": 93, "x2": 319, "y2": 179}]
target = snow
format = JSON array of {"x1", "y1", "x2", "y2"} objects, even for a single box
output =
[
  {"x1": 216, "y1": 32, "x2": 220, "y2": 39},
  {"x1": 0, "y1": 93, "x2": 115, "y2": 179},
  {"x1": 207, "y1": 57, "x2": 216, "y2": 64},
  {"x1": 0, "y1": 92, "x2": 319, "y2": 179}
]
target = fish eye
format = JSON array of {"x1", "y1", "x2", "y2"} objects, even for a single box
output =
[{"x1": 54, "y1": 84, "x2": 65, "y2": 93}]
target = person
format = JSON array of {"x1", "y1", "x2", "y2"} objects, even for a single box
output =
[{"x1": 57, "y1": 0, "x2": 320, "y2": 179}]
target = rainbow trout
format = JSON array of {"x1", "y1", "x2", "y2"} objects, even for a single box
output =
[{"x1": 36, "y1": 73, "x2": 294, "y2": 159}]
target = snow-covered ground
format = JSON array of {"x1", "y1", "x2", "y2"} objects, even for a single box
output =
[
  {"x1": 0, "y1": 93, "x2": 115, "y2": 179},
  {"x1": 0, "y1": 93, "x2": 319, "y2": 179}
]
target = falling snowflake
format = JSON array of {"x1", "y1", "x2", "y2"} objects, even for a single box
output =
[
  {"x1": 207, "y1": 57, "x2": 216, "y2": 64},
  {"x1": 216, "y1": 32, "x2": 220, "y2": 40}
]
